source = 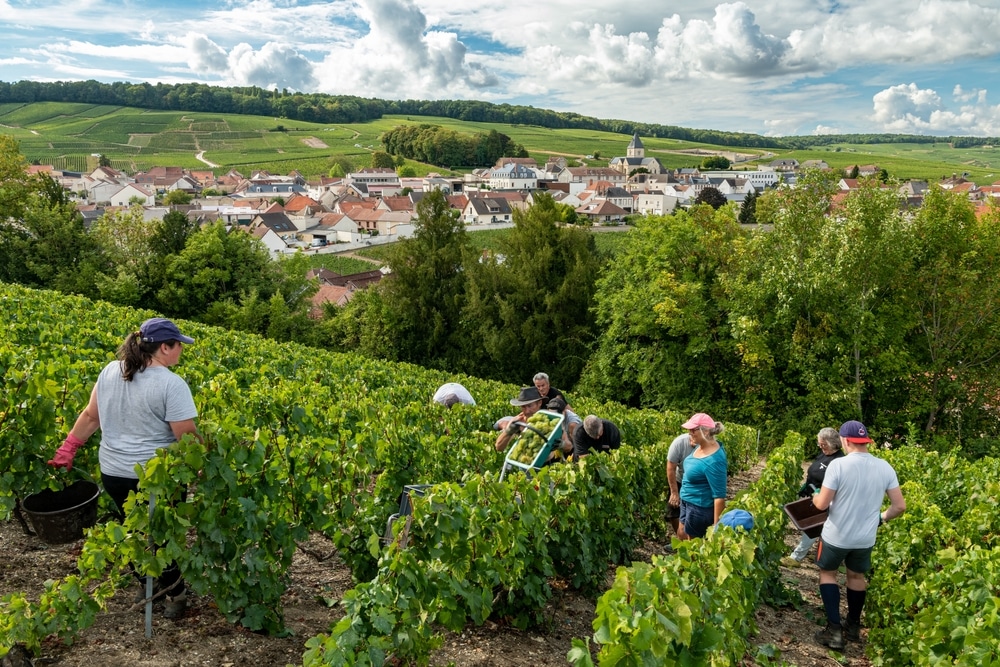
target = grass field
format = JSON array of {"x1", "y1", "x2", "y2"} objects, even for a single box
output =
[
  {"x1": 306, "y1": 254, "x2": 381, "y2": 275},
  {"x1": 355, "y1": 226, "x2": 632, "y2": 263},
  {"x1": 1, "y1": 102, "x2": 998, "y2": 183}
]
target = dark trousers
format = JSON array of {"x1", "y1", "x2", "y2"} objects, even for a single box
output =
[{"x1": 102, "y1": 473, "x2": 185, "y2": 596}]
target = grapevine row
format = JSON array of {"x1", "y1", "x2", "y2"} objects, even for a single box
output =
[
  {"x1": 0, "y1": 282, "x2": 761, "y2": 662},
  {"x1": 567, "y1": 430, "x2": 804, "y2": 665}
]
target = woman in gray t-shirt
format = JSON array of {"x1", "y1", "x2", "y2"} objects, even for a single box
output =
[{"x1": 49, "y1": 317, "x2": 199, "y2": 619}]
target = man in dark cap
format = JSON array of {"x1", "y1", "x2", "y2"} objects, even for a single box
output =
[
  {"x1": 811, "y1": 420, "x2": 906, "y2": 650},
  {"x1": 494, "y1": 386, "x2": 544, "y2": 452}
]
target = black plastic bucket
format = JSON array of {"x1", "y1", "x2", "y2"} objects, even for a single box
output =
[{"x1": 20, "y1": 480, "x2": 100, "y2": 544}]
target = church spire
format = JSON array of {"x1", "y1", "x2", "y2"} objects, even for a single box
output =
[{"x1": 627, "y1": 132, "x2": 644, "y2": 158}]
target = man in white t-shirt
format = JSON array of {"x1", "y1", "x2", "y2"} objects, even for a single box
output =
[
  {"x1": 811, "y1": 420, "x2": 906, "y2": 650},
  {"x1": 432, "y1": 382, "x2": 475, "y2": 408}
]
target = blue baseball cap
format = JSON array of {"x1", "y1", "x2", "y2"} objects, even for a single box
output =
[
  {"x1": 140, "y1": 318, "x2": 194, "y2": 345},
  {"x1": 839, "y1": 420, "x2": 872, "y2": 444},
  {"x1": 718, "y1": 509, "x2": 754, "y2": 532}
]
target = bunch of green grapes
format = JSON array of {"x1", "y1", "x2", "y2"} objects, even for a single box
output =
[{"x1": 510, "y1": 414, "x2": 556, "y2": 465}]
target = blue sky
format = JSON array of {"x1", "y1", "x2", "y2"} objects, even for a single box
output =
[{"x1": 2, "y1": 0, "x2": 1000, "y2": 136}]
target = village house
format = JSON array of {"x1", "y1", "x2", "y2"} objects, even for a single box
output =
[
  {"x1": 702, "y1": 168, "x2": 779, "y2": 191},
  {"x1": 575, "y1": 199, "x2": 628, "y2": 224},
  {"x1": 557, "y1": 167, "x2": 626, "y2": 192},
  {"x1": 251, "y1": 225, "x2": 288, "y2": 256},
  {"x1": 590, "y1": 184, "x2": 634, "y2": 212},
  {"x1": 307, "y1": 212, "x2": 360, "y2": 244},
  {"x1": 633, "y1": 191, "x2": 680, "y2": 216},
  {"x1": 251, "y1": 211, "x2": 298, "y2": 242},
  {"x1": 346, "y1": 168, "x2": 400, "y2": 189},
  {"x1": 488, "y1": 162, "x2": 538, "y2": 190},
  {"x1": 463, "y1": 196, "x2": 512, "y2": 224},
  {"x1": 108, "y1": 183, "x2": 155, "y2": 207}
]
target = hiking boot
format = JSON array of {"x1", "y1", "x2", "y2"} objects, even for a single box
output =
[
  {"x1": 815, "y1": 623, "x2": 845, "y2": 650},
  {"x1": 843, "y1": 618, "x2": 861, "y2": 642},
  {"x1": 781, "y1": 556, "x2": 802, "y2": 568},
  {"x1": 162, "y1": 593, "x2": 188, "y2": 620}
]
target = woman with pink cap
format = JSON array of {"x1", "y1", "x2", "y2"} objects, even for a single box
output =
[{"x1": 677, "y1": 412, "x2": 727, "y2": 539}]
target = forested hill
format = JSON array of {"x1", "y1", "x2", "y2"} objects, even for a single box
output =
[{"x1": 3, "y1": 79, "x2": 997, "y2": 150}]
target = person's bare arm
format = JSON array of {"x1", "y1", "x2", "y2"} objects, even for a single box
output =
[
  {"x1": 667, "y1": 461, "x2": 680, "y2": 507},
  {"x1": 713, "y1": 498, "x2": 726, "y2": 524},
  {"x1": 881, "y1": 486, "x2": 905, "y2": 522},
  {"x1": 813, "y1": 485, "x2": 836, "y2": 511},
  {"x1": 170, "y1": 419, "x2": 201, "y2": 443},
  {"x1": 68, "y1": 385, "x2": 102, "y2": 441}
]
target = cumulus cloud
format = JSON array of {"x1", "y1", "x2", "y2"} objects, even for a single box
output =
[
  {"x1": 178, "y1": 34, "x2": 316, "y2": 91},
  {"x1": 534, "y1": 3, "x2": 797, "y2": 87},
  {"x1": 872, "y1": 83, "x2": 1000, "y2": 135},
  {"x1": 186, "y1": 34, "x2": 228, "y2": 73},
  {"x1": 312, "y1": 0, "x2": 498, "y2": 98},
  {"x1": 812, "y1": 125, "x2": 843, "y2": 135},
  {"x1": 673, "y1": 2, "x2": 790, "y2": 77},
  {"x1": 227, "y1": 43, "x2": 317, "y2": 91}
]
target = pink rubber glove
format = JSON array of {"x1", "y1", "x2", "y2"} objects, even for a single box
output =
[{"x1": 48, "y1": 433, "x2": 85, "y2": 470}]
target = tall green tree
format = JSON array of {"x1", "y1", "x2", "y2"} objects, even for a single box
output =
[
  {"x1": 157, "y1": 222, "x2": 276, "y2": 319},
  {"x1": 371, "y1": 151, "x2": 396, "y2": 170},
  {"x1": 578, "y1": 206, "x2": 742, "y2": 410},
  {"x1": 462, "y1": 192, "x2": 600, "y2": 386},
  {"x1": 15, "y1": 186, "x2": 104, "y2": 297},
  {"x1": 899, "y1": 190, "x2": 1000, "y2": 437},
  {"x1": 723, "y1": 170, "x2": 844, "y2": 433},
  {"x1": 694, "y1": 186, "x2": 728, "y2": 210},
  {"x1": 89, "y1": 205, "x2": 162, "y2": 307},
  {"x1": 353, "y1": 189, "x2": 472, "y2": 368},
  {"x1": 737, "y1": 189, "x2": 757, "y2": 225},
  {"x1": 724, "y1": 173, "x2": 913, "y2": 435},
  {"x1": 152, "y1": 210, "x2": 200, "y2": 257}
]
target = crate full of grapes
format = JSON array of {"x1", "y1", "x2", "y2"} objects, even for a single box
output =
[{"x1": 504, "y1": 409, "x2": 565, "y2": 473}]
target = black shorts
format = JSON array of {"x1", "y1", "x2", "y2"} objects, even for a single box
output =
[
  {"x1": 816, "y1": 538, "x2": 873, "y2": 574},
  {"x1": 666, "y1": 500, "x2": 681, "y2": 520}
]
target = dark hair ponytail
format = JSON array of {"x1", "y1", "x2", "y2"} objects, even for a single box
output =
[{"x1": 117, "y1": 331, "x2": 164, "y2": 381}]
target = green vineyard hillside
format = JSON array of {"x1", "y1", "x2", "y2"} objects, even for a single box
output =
[
  {"x1": 0, "y1": 282, "x2": 759, "y2": 663},
  {"x1": 4, "y1": 282, "x2": 1000, "y2": 665}
]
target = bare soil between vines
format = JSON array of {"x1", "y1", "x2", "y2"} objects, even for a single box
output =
[{"x1": 2, "y1": 462, "x2": 871, "y2": 666}]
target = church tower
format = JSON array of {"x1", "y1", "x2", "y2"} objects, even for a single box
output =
[{"x1": 626, "y1": 133, "x2": 645, "y2": 159}]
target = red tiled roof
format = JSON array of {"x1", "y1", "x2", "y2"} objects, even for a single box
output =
[
  {"x1": 446, "y1": 195, "x2": 469, "y2": 209},
  {"x1": 310, "y1": 285, "x2": 352, "y2": 317},
  {"x1": 284, "y1": 194, "x2": 320, "y2": 212},
  {"x1": 381, "y1": 196, "x2": 414, "y2": 211},
  {"x1": 317, "y1": 213, "x2": 346, "y2": 227}
]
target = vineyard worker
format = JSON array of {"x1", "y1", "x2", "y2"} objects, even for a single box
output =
[
  {"x1": 432, "y1": 382, "x2": 475, "y2": 408},
  {"x1": 572, "y1": 415, "x2": 621, "y2": 458},
  {"x1": 533, "y1": 372, "x2": 566, "y2": 408},
  {"x1": 666, "y1": 431, "x2": 697, "y2": 538},
  {"x1": 677, "y1": 413, "x2": 727, "y2": 539},
  {"x1": 782, "y1": 427, "x2": 844, "y2": 568},
  {"x1": 48, "y1": 317, "x2": 199, "y2": 620},
  {"x1": 812, "y1": 420, "x2": 905, "y2": 650},
  {"x1": 494, "y1": 386, "x2": 545, "y2": 452},
  {"x1": 546, "y1": 396, "x2": 582, "y2": 458}
]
